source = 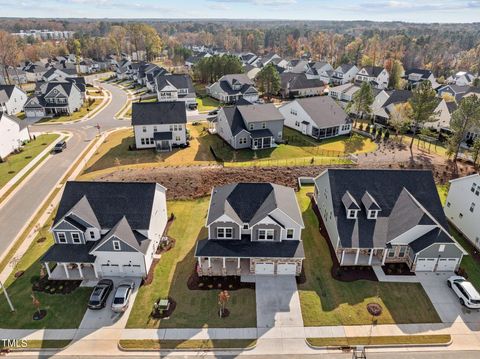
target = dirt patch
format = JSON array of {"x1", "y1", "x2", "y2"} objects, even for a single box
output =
[
  {"x1": 311, "y1": 197, "x2": 378, "y2": 282},
  {"x1": 367, "y1": 303, "x2": 383, "y2": 316},
  {"x1": 187, "y1": 269, "x2": 255, "y2": 291}
]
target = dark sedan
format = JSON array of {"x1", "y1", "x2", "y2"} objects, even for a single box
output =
[{"x1": 87, "y1": 279, "x2": 114, "y2": 310}]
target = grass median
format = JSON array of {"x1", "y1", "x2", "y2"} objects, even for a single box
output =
[
  {"x1": 119, "y1": 339, "x2": 256, "y2": 350},
  {"x1": 307, "y1": 335, "x2": 451, "y2": 347}
]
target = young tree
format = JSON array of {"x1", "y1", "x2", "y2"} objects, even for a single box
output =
[
  {"x1": 447, "y1": 96, "x2": 480, "y2": 162},
  {"x1": 389, "y1": 102, "x2": 412, "y2": 140},
  {"x1": 218, "y1": 290, "x2": 230, "y2": 318},
  {"x1": 471, "y1": 137, "x2": 480, "y2": 169},
  {"x1": 346, "y1": 81, "x2": 374, "y2": 125},
  {"x1": 408, "y1": 81, "x2": 440, "y2": 149},
  {"x1": 255, "y1": 63, "x2": 281, "y2": 100},
  {"x1": 388, "y1": 60, "x2": 405, "y2": 89}
]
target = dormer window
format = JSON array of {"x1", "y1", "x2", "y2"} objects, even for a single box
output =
[
  {"x1": 368, "y1": 210, "x2": 379, "y2": 219},
  {"x1": 347, "y1": 210, "x2": 358, "y2": 219}
]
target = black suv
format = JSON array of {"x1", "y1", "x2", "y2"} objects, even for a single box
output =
[
  {"x1": 88, "y1": 279, "x2": 114, "y2": 310},
  {"x1": 53, "y1": 140, "x2": 67, "y2": 153}
]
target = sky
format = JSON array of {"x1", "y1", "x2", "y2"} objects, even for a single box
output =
[{"x1": 2, "y1": 0, "x2": 480, "y2": 23}]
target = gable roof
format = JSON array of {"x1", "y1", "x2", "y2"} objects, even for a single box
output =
[
  {"x1": 131, "y1": 101, "x2": 187, "y2": 126},
  {"x1": 383, "y1": 90, "x2": 412, "y2": 107},
  {"x1": 281, "y1": 73, "x2": 324, "y2": 90},
  {"x1": 405, "y1": 68, "x2": 432, "y2": 79},
  {"x1": 207, "y1": 182, "x2": 304, "y2": 227},
  {"x1": 236, "y1": 103, "x2": 283, "y2": 123},
  {"x1": 155, "y1": 74, "x2": 195, "y2": 92},
  {"x1": 0, "y1": 85, "x2": 23, "y2": 98},
  {"x1": 54, "y1": 181, "x2": 158, "y2": 230},
  {"x1": 291, "y1": 96, "x2": 348, "y2": 129},
  {"x1": 0, "y1": 112, "x2": 27, "y2": 130},
  {"x1": 361, "y1": 66, "x2": 385, "y2": 77},
  {"x1": 315, "y1": 169, "x2": 451, "y2": 250}
]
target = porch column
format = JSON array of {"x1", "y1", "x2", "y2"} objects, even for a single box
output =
[
  {"x1": 354, "y1": 248, "x2": 360, "y2": 265},
  {"x1": 222, "y1": 257, "x2": 226, "y2": 268},
  {"x1": 197, "y1": 257, "x2": 202, "y2": 268},
  {"x1": 208, "y1": 257, "x2": 211, "y2": 268},
  {"x1": 44, "y1": 262, "x2": 51, "y2": 277},
  {"x1": 93, "y1": 265, "x2": 99, "y2": 279},
  {"x1": 340, "y1": 250, "x2": 345, "y2": 265},
  {"x1": 77, "y1": 263, "x2": 83, "y2": 279},
  {"x1": 237, "y1": 258, "x2": 241, "y2": 269},
  {"x1": 63, "y1": 263, "x2": 70, "y2": 279},
  {"x1": 382, "y1": 249, "x2": 388, "y2": 265},
  {"x1": 368, "y1": 250, "x2": 374, "y2": 265}
]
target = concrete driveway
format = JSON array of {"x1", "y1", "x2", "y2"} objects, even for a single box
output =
[
  {"x1": 77, "y1": 277, "x2": 142, "y2": 330},
  {"x1": 255, "y1": 275, "x2": 304, "y2": 329},
  {"x1": 417, "y1": 271, "x2": 480, "y2": 327}
]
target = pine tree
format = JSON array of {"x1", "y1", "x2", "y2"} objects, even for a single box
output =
[
  {"x1": 255, "y1": 63, "x2": 281, "y2": 100},
  {"x1": 448, "y1": 96, "x2": 480, "y2": 162},
  {"x1": 347, "y1": 81, "x2": 374, "y2": 124},
  {"x1": 408, "y1": 81, "x2": 439, "y2": 149}
]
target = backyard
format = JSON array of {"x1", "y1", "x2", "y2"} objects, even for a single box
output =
[
  {"x1": 81, "y1": 124, "x2": 375, "y2": 175},
  {"x1": 0, "y1": 213, "x2": 90, "y2": 329},
  {"x1": 126, "y1": 198, "x2": 257, "y2": 328},
  {"x1": 296, "y1": 186, "x2": 442, "y2": 326},
  {"x1": 38, "y1": 98, "x2": 103, "y2": 123},
  {"x1": 196, "y1": 97, "x2": 220, "y2": 113},
  {"x1": 0, "y1": 134, "x2": 59, "y2": 189}
]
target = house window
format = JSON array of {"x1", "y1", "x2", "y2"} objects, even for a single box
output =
[
  {"x1": 470, "y1": 202, "x2": 475, "y2": 213},
  {"x1": 217, "y1": 227, "x2": 233, "y2": 239},
  {"x1": 141, "y1": 138, "x2": 145, "y2": 145},
  {"x1": 177, "y1": 125, "x2": 183, "y2": 131},
  {"x1": 175, "y1": 136, "x2": 181, "y2": 141},
  {"x1": 290, "y1": 109, "x2": 297, "y2": 116},
  {"x1": 261, "y1": 122, "x2": 266, "y2": 129},
  {"x1": 243, "y1": 224, "x2": 249, "y2": 230},
  {"x1": 367, "y1": 210, "x2": 378, "y2": 219},
  {"x1": 169, "y1": 125, "x2": 173, "y2": 131},
  {"x1": 113, "y1": 240, "x2": 121, "y2": 251},
  {"x1": 57, "y1": 232, "x2": 67, "y2": 243},
  {"x1": 295, "y1": 121, "x2": 300, "y2": 127},
  {"x1": 286, "y1": 229, "x2": 294, "y2": 239},
  {"x1": 89, "y1": 231, "x2": 95, "y2": 239},
  {"x1": 388, "y1": 248, "x2": 396, "y2": 258},
  {"x1": 347, "y1": 210, "x2": 358, "y2": 219},
  {"x1": 153, "y1": 126, "x2": 157, "y2": 132},
  {"x1": 72, "y1": 233, "x2": 81, "y2": 244},
  {"x1": 471, "y1": 183, "x2": 476, "y2": 193},
  {"x1": 239, "y1": 137, "x2": 247, "y2": 144},
  {"x1": 439, "y1": 244, "x2": 445, "y2": 252},
  {"x1": 249, "y1": 123, "x2": 254, "y2": 130},
  {"x1": 258, "y1": 229, "x2": 275, "y2": 241},
  {"x1": 142, "y1": 126, "x2": 146, "y2": 132},
  {"x1": 398, "y1": 247, "x2": 406, "y2": 258},
  {"x1": 459, "y1": 213, "x2": 463, "y2": 219}
]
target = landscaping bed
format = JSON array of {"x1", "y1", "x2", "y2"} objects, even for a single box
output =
[
  {"x1": 187, "y1": 270, "x2": 255, "y2": 291},
  {"x1": 382, "y1": 263, "x2": 416, "y2": 276},
  {"x1": 32, "y1": 275, "x2": 82, "y2": 295}
]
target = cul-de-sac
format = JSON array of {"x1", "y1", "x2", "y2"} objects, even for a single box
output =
[{"x1": 0, "y1": 7, "x2": 480, "y2": 359}]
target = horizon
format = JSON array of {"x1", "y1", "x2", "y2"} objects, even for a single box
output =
[{"x1": 2, "y1": 0, "x2": 480, "y2": 24}]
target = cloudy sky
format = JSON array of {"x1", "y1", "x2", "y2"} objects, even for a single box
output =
[{"x1": 2, "y1": 0, "x2": 480, "y2": 23}]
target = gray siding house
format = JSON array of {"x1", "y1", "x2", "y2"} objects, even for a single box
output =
[
  {"x1": 41, "y1": 181, "x2": 168, "y2": 281},
  {"x1": 212, "y1": 102, "x2": 285, "y2": 150},
  {"x1": 195, "y1": 182, "x2": 305, "y2": 276},
  {"x1": 314, "y1": 169, "x2": 465, "y2": 272},
  {"x1": 206, "y1": 74, "x2": 259, "y2": 104}
]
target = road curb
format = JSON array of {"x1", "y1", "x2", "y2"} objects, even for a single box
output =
[{"x1": 305, "y1": 337, "x2": 453, "y2": 350}]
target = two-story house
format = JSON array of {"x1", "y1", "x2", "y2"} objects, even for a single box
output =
[
  {"x1": 314, "y1": 169, "x2": 465, "y2": 272},
  {"x1": 0, "y1": 113, "x2": 30, "y2": 160},
  {"x1": 24, "y1": 82, "x2": 83, "y2": 118},
  {"x1": 279, "y1": 73, "x2": 325, "y2": 99},
  {"x1": 279, "y1": 96, "x2": 351, "y2": 139},
  {"x1": 355, "y1": 66, "x2": 390, "y2": 90},
  {"x1": 446, "y1": 71, "x2": 476, "y2": 87},
  {"x1": 331, "y1": 64, "x2": 359, "y2": 85},
  {"x1": 132, "y1": 101, "x2": 187, "y2": 152},
  {"x1": 0, "y1": 85, "x2": 28, "y2": 115},
  {"x1": 195, "y1": 182, "x2": 305, "y2": 276},
  {"x1": 306, "y1": 61, "x2": 334, "y2": 83},
  {"x1": 41, "y1": 181, "x2": 168, "y2": 280},
  {"x1": 155, "y1": 74, "x2": 197, "y2": 109},
  {"x1": 445, "y1": 174, "x2": 480, "y2": 251},
  {"x1": 404, "y1": 68, "x2": 437, "y2": 88},
  {"x1": 206, "y1": 74, "x2": 259, "y2": 104},
  {"x1": 213, "y1": 102, "x2": 284, "y2": 150}
]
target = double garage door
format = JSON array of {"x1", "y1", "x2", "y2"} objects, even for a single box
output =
[
  {"x1": 100, "y1": 264, "x2": 142, "y2": 276},
  {"x1": 254, "y1": 262, "x2": 297, "y2": 275},
  {"x1": 26, "y1": 109, "x2": 45, "y2": 118},
  {"x1": 415, "y1": 258, "x2": 459, "y2": 272}
]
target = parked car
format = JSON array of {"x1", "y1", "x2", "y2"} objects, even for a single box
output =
[
  {"x1": 88, "y1": 279, "x2": 114, "y2": 310},
  {"x1": 447, "y1": 276, "x2": 480, "y2": 309},
  {"x1": 53, "y1": 140, "x2": 67, "y2": 153},
  {"x1": 208, "y1": 109, "x2": 218, "y2": 116},
  {"x1": 111, "y1": 280, "x2": 135, "y2": 313}
]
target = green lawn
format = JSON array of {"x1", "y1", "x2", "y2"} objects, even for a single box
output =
[
  {"x1": 119, "y1": 339, "x2": 256, "y2": 350},
  {"x1": 0, "y1": 213, "x2": 91, "y2": 329},
  {"x1": 0, "y1": 134, "x2": 59, "y2": 189},
  {"x1": 38, "y1": 99, "x2": 102, "y2": 123},
  {"x1": 196, "y1": 97, "x2": 220, "y2": 113},
  {"x1": 296, "y1": 186, "x2": 441, "y2": 326},
  {"x1": 450, "y1": 228, "x2": 480, "y2": 291},
  {"x1": 437, "y1": 183, "x2": 449, "y2": 206},
  {"x1": 126, "y1": 198, "x2": 257, "y2": 328},
  {"x1": 307, "y1": 335, "x2": 451, "y2": 347},
  {"x1": 0, "y1": 340, "x2": 71, "y2": 350}
]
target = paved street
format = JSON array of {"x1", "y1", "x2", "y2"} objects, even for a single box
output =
[{"x1": 0, "y1": 82, "x2": 128, "y2": 260}]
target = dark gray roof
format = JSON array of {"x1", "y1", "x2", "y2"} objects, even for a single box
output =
[
  {"x1": 342, "y1": 191, "x2": 360, "y2": 210},
  {"x1": 281, "y1": 73, "x2": 324, "y2": 91},
  {"x1": 383, "y1": 90, "x2": 412, "y2": 107},
  {"x1": 132, "y1": 102, "x2": 187, "y2": 126},
  {"x1": 250, "y1": 128, "x2": 274, "y2": 139},
  {"x1": 154, "y1": 131, "x2": 173, "y2": 140},
  {"x1": 41, "y1": 241, "x2": 97, "y2": 263},
  {"x1": 0, "y1": 85, "x2": 22, "y2": 98},
  {"x1": 361, "y1": 66, "x2": 385, "y2": 77},
  {"x1": 54, "y1": 181, "x2": 158, "y2": 230},
  {"x1": 221, "y1": 103, "x2": 284, "y2": 136},
  {"x1": 207, "y1": 182, "x2": 304, "y2": 227},
  {"x1": 292, "y1": 96, "x2": 348, "y2": 129},
  {"x1": 361, "y1": 191, "x2": 381, "y2": 211},
  {"x1": 195, "y1": 237, "x2": 304, "y2": 258},
  {"x1": 316, "y1": 169, "x2": 450, "y2": 250},
  {"x1": 405, "y1": 68, "x2": 432, "y2": 79},
  {"x1": 410, "y1": 228, "x2": 453, "y2": 254}
]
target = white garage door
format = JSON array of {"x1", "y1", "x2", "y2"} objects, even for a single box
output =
[
  {"x1": 415, "y1": 258, "x2": 437, "y2": 272},
  {"x1": 101, "y1": 264, "x2": 120, "y2": 276},
  {"x1": 122, "y1": 264, "x2": 142, "y2": 276},
  {"x1": 277, "y1": 263, "x2": 297, "y2": 275},
  {"x1": 436, "y1": 258, "x2": 459, "y2": 272},
  {"x1": 255, "y1": 262, "x2": 275, "y2": 275}
]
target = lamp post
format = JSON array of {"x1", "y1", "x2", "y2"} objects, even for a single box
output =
[{"x1": 0, "y1": 280, "x2": 15, "y2": 312}]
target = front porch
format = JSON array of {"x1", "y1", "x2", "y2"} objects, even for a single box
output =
[
  {"x1": 45, "y1": 262, "x2": 99, "y2": 281},
  {"x1": 338, "y1": 248, "x2": 384, "y2": 266},
  {"x1": 197, "y1": 257, "x2": 251, "y2": 276}
]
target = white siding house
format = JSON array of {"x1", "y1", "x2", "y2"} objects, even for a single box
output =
[
  {"x1": 0, "y1": 85, "x2": 28, "y2": 115},
  {"x1": 0, "y1": 113, "x2": 30, "y2": 160}
]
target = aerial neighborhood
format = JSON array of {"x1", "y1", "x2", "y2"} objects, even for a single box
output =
[{"x1": 1, "y1": 16, "x2": 480, "y2": 357}]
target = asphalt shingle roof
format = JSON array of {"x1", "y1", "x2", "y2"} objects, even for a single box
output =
[
  {"x1": 291, "y1": 96, "x2": 349, "y2": 129},
  {"x1": 132, "y1": 102, "x2": 187, "y2": 126}
]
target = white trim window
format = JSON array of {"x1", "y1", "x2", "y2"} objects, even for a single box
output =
[
  {"x1": 113, "y1": 240, "x2": 121, "y2": 251},
  {"x1": 388, "y1": 248, "x2": 396, "y2": 258},
  {"x1": 71, "y1": 232, "x2": 81, "y2": 244},
  {"x1": 398, "y1": 246, "x2": 407, "y2": 258},
  {"x1": 57, "y1": 232, "x2": 67, "y2": 243},
  {"x1": 286, "y1": 229, "x2": 294, "y2": 239},
  {"x1": 258, "y1": 229, "x2": 275, "y2": 241},
  {"x1": 217, "y1": 227, "x2": 233, "y2": 239},
  {"x1": 347, "y1": 210, "x2": 358, "y2": 219},
  {"x1": 367, "y1": 210, "x2": 378, "y2": 219}
]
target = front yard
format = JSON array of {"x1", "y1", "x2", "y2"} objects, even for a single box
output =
[
  {"x1": 38, "y1": 98, "x2": 102, "y2": 123},
  {"x1": 0, "y1": 213, "x2": 90, "y2": 329},
  {"x1": 196, "y1": 97, "x2": 220, "y2": 113},
  {"x1": 296, "y1": 186, "x2": 441, "y2": 326},
  {"x1": 126, "y1": 198, "x2": 257, "y2": 328},
  {"x1": 0, "y1": 134, "x2": 59, "y2": 189}
]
